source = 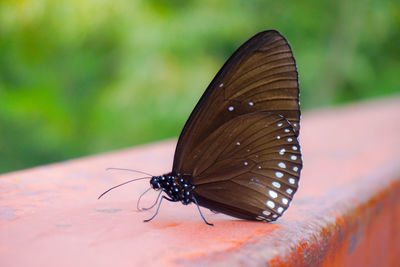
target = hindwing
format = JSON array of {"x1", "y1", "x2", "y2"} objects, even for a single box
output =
[{"x1": 189, "y1": 112, "x2": 302, "y2": 221}]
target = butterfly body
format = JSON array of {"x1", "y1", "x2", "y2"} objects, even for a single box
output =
[{"x1": 150, "y1": 173, "x2": 195, "y2": 205}]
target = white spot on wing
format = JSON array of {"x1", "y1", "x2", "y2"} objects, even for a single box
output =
[
  {"x1": 248, "y1": 101, "x2": 254, "y2": 106},
  {"x1": 292, "y1": 146, "x2": 298, "y2": 151},
  {"x1": 269, "y1": 190, "x2": 278, "y2": 198},
  {"x1": 272, "y1": 181, "x2": 281, "y2": 188},
  {"x1": 266, "y1": 200, "x2": 275, "y2": 208},
  {"x1": 293, "y1": 166, "x2": 299, "y2": 172},
  {"x1": 277, "y1": 122, "x2": 283, "y2": 127},
  {"x1": 236, "y1": 141, "x2": 240, "y2": 146},
  {"x1": 282, "y1": 198, "x2": 288, "y2": 205},
  {"x1": 244, "y1": 161, "x2": 248, "y2": 166},
  {"x1": 278, "y1": 162, "x2": 286, "y2": 168},
  {"x1": 277, "y1": 207, "x2": 284, "y2": 213},
  {"x1": 289, "y1": 178, "x2": 295, "y2": 184},
  {"x1": 263, "y1": 210, "x2": 271, "y2": 216},
  {"x1": 279, "y1": 148, "x2": 286, "y2": 155},
  {"x1": 286, "y1": 188, "x2": 293, "y2": 194},
  {"x1": 291, "y1": 155, "x2": 297, "y2": 160},
  {"x1": 287, "y1": 138, "x2": 293, "y2": 142},
  {"x1": 276, "y1": 135, "x2": 281, "y2": 140},
  {"x1": 275, "y1": 172, "x2": 284, "y2": 178},
  {"x1": 228, "y1": 106, "x2": 234, "y2": 111},
  {"x1": 284, "y1": 129, "x2": 290, "y2": 133},
  {"x1": 219, "y1": 83, "x2": 224, "y2": 87}
]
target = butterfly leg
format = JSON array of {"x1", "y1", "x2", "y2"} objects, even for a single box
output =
[
  {"x1": 192, "y1": 196, "x2": 214, "y2": 226},
  {"x1": 143, "y1": 195, "x2": 174, "y2": 223},
  {"x1": 141, "y1": 190, "x2": 163, "y2": 211},
  {"x1": 138, "y1": 189, "x2": 162, "y2": 211},
  {"x1": 137, "y1": 187, "x2": 152, "y2": 211}
]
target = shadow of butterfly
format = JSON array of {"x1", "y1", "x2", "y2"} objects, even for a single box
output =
[{"x1": 100, "y1": 30, "x2": 302, "y2": 226}]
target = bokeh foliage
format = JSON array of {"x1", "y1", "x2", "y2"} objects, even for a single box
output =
[{"x1": 0, "y1": 0, "x2": 399, "y2": 173}]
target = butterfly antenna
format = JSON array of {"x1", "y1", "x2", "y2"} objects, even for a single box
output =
[
  {"x1": 143, "y1": 195, "x2": 173, "y2": 223},
  {"x1": 192, "y1": 196, "x2": 214, "y2": 226},
  {"x1": 106, "y1": 168, "x2": 153, "y2": 177},
  {"x1": 139, "y1": 190, "x2": 163, "y2": 211},
  {"x1": 98, "y1": 177, "x2": 151, "y2": 200}
]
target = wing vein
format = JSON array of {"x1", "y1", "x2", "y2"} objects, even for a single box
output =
[
  {"x1": 225, "y1": 55, "x2": 294, "y2": 88},
  {"x1": 226, "y1": 69, "x2": 298, "y2": 100}
]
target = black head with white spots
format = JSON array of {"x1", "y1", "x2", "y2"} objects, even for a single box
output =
[{"x1": 150, "y1": 176, "x2": 162, "y2": 190}]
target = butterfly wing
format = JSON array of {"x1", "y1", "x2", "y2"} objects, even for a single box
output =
[
  {"x1": 184, "y1": 112, "x2": 301, "y2": 221},
  {"x1": 173, "y1": 30, "x2": 300, "y2": 174}
]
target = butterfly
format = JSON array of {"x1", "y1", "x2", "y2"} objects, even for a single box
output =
[{"x1": 100, "y1": 30, "x2": 302, "y2": 226}]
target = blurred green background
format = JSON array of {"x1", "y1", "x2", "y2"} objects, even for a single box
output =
[{"x1": 0, "y1": 0, "x2": 399, "y2": 174}]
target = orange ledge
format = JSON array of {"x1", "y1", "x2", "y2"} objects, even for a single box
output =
[{"x1": 1, "y1": 97, "x2": 400, "y2": 266}]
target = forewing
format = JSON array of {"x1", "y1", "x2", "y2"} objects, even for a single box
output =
[
  {"x1": 173, "y1": 30, "x2": 300, "y2": 174},
  {"x1": 190, "y1": 112, "x2": 302, "y2": 221}
]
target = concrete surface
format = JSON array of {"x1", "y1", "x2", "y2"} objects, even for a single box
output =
[{"x1": 1, "y1": 96, "x2": 400, "y2": 266}]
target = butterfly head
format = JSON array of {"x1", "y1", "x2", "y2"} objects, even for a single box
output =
[{"x1": 150, "y1": 176, "x2": 162, "y2": 190}]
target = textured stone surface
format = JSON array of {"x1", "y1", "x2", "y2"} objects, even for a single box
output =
[{"x1": 1, "y1": 96, "x2": 400, "y2": 266}]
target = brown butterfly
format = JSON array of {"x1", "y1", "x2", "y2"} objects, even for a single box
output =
[{"x1": 101, "y1": 30, "x2": 302, "y2": 226}]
